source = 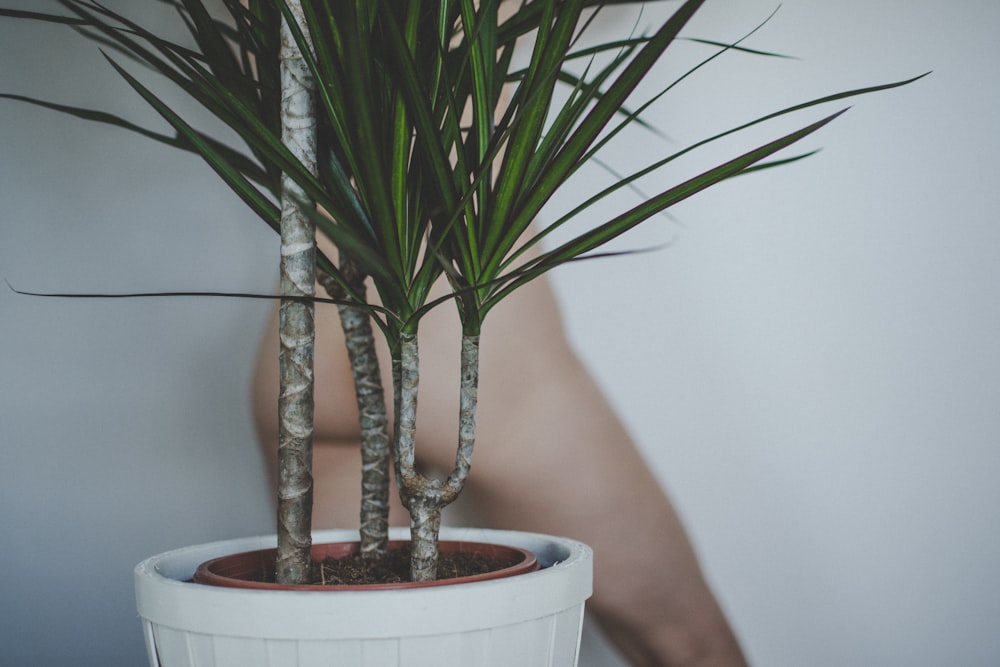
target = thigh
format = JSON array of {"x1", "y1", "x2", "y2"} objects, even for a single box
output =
[{"x1": 311, "y1": 441, "x2": 411, "y2": 530}]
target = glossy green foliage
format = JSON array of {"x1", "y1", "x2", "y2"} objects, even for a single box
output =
[{"x1": 0, "y1": 0, "x2": 923, "y2": 344}]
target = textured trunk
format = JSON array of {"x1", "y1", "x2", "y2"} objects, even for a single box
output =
[
  {"x1": 393, "y1": 333, "x2": 421, "y2": 506},
  {"x1": 393, "y1": 332, "x2": 481, "y2": 581},
  {"x1": 393, "y1": 333, "x2": 438, "y2": 581},
  {"x1": 408, "y1": 500, "x2": 443, "y2": 581},
  {"x1": 446, "y1": 334, "x2": 480, "y2": 499},
  {"x1": 275, "y1": 5, "x2": 317, "y2": 585},
  {"x1": 319, "y1": 266, "x2": 391, "y2": 559}
]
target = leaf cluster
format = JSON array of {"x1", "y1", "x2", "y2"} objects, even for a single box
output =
[{"x1": 1, "y1": 0, "x2": 924, "y2": 346}]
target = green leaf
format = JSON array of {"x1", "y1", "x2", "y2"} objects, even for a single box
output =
[
  {"x1": 102, "y1": 54, "x2": 281, "y2": 229},
  {"x1": 512, "y1": 72, "x2": 929, "y2": 270},
  {"x1": 484, "y1": 108, "x2": 850, "y2": 314},
  {"x1": 0, "y1": 93, "x2": 273, "y2": 190},
  {"x1": 497, "y1": 0, "x2": 706, "y2": 272}
]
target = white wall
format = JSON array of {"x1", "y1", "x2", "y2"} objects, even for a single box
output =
[
  {"x1": 1, "y1": 2, "x2": 997, "y2": 666},
  {"x1": 1, "y1": 3, "x2": 276, "y2": 665},
  {"x1": 547, "y1": 2, "x2": 1000, "y2": 666}
]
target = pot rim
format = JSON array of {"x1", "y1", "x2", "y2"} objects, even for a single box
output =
[
  {"x1": 194, "y1": 538, "x2": 540, "y2": 591},
  {"x1": 136, "y1": 528, "x2": 593, "y2": 639}
]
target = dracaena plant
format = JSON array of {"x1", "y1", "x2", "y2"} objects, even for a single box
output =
[{"x1": 0, "y1": 0, "x2": 921, "y2": 583}]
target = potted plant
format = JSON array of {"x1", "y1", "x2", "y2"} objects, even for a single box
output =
[{"x1": 1, "y1": 0, "x2": 920, "y2": 665}]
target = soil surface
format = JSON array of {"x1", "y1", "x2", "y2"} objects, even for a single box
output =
[
  {"x1": 310, "y1": 545, "x2": 509, "y2": 585},
  {"x1": 242, "y1": 545, "x2": 515, "y2": 586}
]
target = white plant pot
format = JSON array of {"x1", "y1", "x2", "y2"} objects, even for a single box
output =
[{"x1": 135, "y1": 527, "x2": 593, "y2": 667}]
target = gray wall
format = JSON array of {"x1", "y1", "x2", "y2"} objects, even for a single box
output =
[
  {"x1": 1, "y1": 3, "x2": 276, "y2": 665},
  {"x1": 2, "y1": 1, "x2": 998, "y2": 666}
]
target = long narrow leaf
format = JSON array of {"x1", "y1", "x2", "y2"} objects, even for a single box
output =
[
  {"x1": 506, "y1": 0, "x2": 705, "y2": 243},
  {"x1": 507, "y1": 72, "x2": 928, "y2": 270},
  {"x1": 0, "y1": 93, "x2": 273, "y2": 189},
  {"x1": 103, "y1": 54, "x2": 281, "y2": 229},
  {"x1": 484, "y1": 108, "x2": 849, "y2": 314}
]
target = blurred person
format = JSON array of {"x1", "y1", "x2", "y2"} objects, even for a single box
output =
[{"x1": 253, "y1": 233, "x2": 748, "y2": 667}]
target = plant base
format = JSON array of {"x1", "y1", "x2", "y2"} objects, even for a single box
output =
[
  {"x1": 194, "y1": 538, "x2": 539, "y2": 589},
  {"x1": 135, "y1": 527, "x2": 593, "y2": 667}
]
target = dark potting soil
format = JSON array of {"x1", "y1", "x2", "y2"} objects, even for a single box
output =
[
  {"x1": 312, "y1": 545, "x2": 507, "y2": 585},
  {"x1": 247, "y1": 545, "x2": 513, "y2": 586}
]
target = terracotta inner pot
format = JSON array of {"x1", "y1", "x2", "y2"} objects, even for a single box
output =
[{"x1": 194, "y1": 540, "x2": 540, "y2": 591}]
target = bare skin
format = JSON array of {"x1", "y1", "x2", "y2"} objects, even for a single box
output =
[{"x1": 252, "y1": 249, "x2": 749, "y2": 666}]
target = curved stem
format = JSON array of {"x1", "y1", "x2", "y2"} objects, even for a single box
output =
[
  {"x1": 392, "y1": 332, "x2": 481, "y2": 581},
  {"x1": 393, "y1": 332, "x2": 422, "y2": 505},
  {"x1": 392, "y1": 333, "x2": 441, "y2": 581},
  {"x1": 444, "y1": 334, "x2": 480, "y2": 502}
]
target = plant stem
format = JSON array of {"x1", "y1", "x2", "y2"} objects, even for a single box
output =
[
  {"x1": 393, "y1": 332, "x2": 481, "y2": 581},
  {"x1": 275, "y1": 3, "x2": 317, "y2": 585},
  {"x1": 319, "y1": 265, "x2": 392, "y2": 560},
  {"x1": 393, "y1": 331, "x2": 422, "y2": 513},
  {"x1": 446, "y1": 334, "x2": 480, "y2": 500},
  {"x1": 394, "y1": 333, "x2": 439, "y2": 581},
  {"x1": 409, "y1": 500, "x2": 443, "y2": 581}
]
